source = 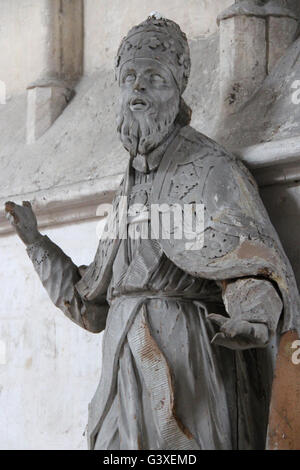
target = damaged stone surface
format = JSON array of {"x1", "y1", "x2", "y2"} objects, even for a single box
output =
[
  {"x1": 217, "y1": 0, "x2": 299, "y2": 23},
  {"x1": 218, "y1": 0, "x2": 298, "y2": 116},
  {"x1": 268, "y1": 16, "x2": 298, "y2": 72},
  {"x1": 217, "y1": 35, "x2": 300, "y2": 148},
  {"x1": 219, "y1": 15, "x2": 267, "y2": 115},
  {"x1": 267, "y1": 330, "x2": 300, "y2": 449}
]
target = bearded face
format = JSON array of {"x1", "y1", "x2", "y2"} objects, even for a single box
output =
[{"x1": 117, "y1": 58, "x2": 180, "y2": 157}]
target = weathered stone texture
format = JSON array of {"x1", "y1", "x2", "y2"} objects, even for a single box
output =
[
  {"x1": 217, "y1": 35, "x2": 300, "y2": 148},
  {"x1": 219, "y1": 15, "x2": 267, "y2": 114},
  {"x1": 268, "y1": 16, "x2": 298, "y2": 73},
  {"x1": 26, "y1": 85, "x2": 72, "y2": 144}
]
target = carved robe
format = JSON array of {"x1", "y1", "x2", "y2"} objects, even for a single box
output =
[{"x1": 27, "y1": 125, "x2": 300, "y2": 450}]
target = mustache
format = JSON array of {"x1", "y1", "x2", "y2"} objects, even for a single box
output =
[{"x1": 128, "y1": 94, "x2": 151, "y2": 110}]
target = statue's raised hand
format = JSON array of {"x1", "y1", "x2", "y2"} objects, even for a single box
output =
[{"x1": 5, "y1": 201, "x2": 41, "y2": 246}]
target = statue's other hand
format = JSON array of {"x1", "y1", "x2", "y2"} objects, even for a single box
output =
[
  {"x1": 5, "y1": 201, "x2": 41, "y2": 246},
  {"x1": 207, "y1": 314, "x2": 269, "y2": 350}
]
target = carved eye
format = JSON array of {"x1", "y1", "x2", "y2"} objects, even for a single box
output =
[
  {"x1": 150, "y1": 73, "x2": 165, "y2": 84},
  {"x1": 124, "y1": 73, "x2": 136, "y2": 84}
]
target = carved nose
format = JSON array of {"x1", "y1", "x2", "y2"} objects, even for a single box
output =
[
  {"x1": 134, "y1": 83, "x2": 145, "y2": 92},
  {"x1": 134, "y1": 77, "x2": 146, "y2": 92}
]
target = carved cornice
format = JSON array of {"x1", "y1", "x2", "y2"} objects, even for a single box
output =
[
  {"x1": 217, "y1": 0, "x2": 298, "y2": 24},
  {"x1": 234, "y1": 136, "x2": 300, "y2": 186},
  {"x1": 1, "y1": 136, "x2": 300, "y2": 235},
  {"x1": 0, "y1": 174, "x2": 122, "y2": 236}
]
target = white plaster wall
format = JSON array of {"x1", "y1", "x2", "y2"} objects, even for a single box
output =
[
  {"x1": 0, "y1": 218, "x2": 103, "y2": 449},
  {"x1": 83, "y1": 0, "x2": 232, "y2": 74},
  {"x1": 0, "y1": 0, "x2": 49, "y2": 97}
]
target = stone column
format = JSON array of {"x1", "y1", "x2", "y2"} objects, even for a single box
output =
[
  {"x1": 26, "y1": 79, "x2": 74, "y2": 145},
  {"x1": 26, "y1": 0, "x2": 83, "y2": 144},
  {"x1": 268, "y1": 14, "x2": 298, "y2": 73},
  {"x1": 218, "y1": 0, "x2": 298, "y2": 115}
]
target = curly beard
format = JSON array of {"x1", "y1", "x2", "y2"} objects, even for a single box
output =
[{"x1": 117, "y1": 94, "x2": 180, "y2": 157}]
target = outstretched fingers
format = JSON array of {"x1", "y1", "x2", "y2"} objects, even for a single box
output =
[
  {"x1": 251, "y1": 323, "x2": 269, "y2": 344},
  {"x1": 5, "y1": 201, "x2": 16, "y2": 213},
  {"x1": 208, "y1": 313, "x2": 269, "y2": 350},
  {"x1": 221, "y1": 319, "x2": 254, "y2": 339},
  {"x1": 5, "y1": 201, "x2": 19, "y2": 224},
  {"x1": 22, "y1": 200, "x2": 32, "y2": 209},
  {"x1": 207, "y1": 313, "x2": 228, "y2": 327}
]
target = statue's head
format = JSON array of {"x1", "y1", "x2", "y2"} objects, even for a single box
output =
[{"x1": 115, "y1": 13, "x2": 191, "y2": 157}]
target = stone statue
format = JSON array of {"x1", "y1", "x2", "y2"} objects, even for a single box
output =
[{"x1": 4, "y1": 14, "x2": 300, "y2": 450}]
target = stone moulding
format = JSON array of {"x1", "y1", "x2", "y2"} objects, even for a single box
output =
[
  {"x1": 1, "y1": 136, "x2": 300, "y2": 235},
  {"x1": 0, "y1": 174, "x2": 122, "y2": 236},
  {"x1": 234, "y1": 136, "x2": 300, "y2": 186},
  {"x1": 217, "y1": 0, "x2": 299, "y2": 25}
]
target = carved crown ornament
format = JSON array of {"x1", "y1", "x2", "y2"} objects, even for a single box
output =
[{"x1": 115, "y1": 15, "x2": 191, "y2": 93}]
